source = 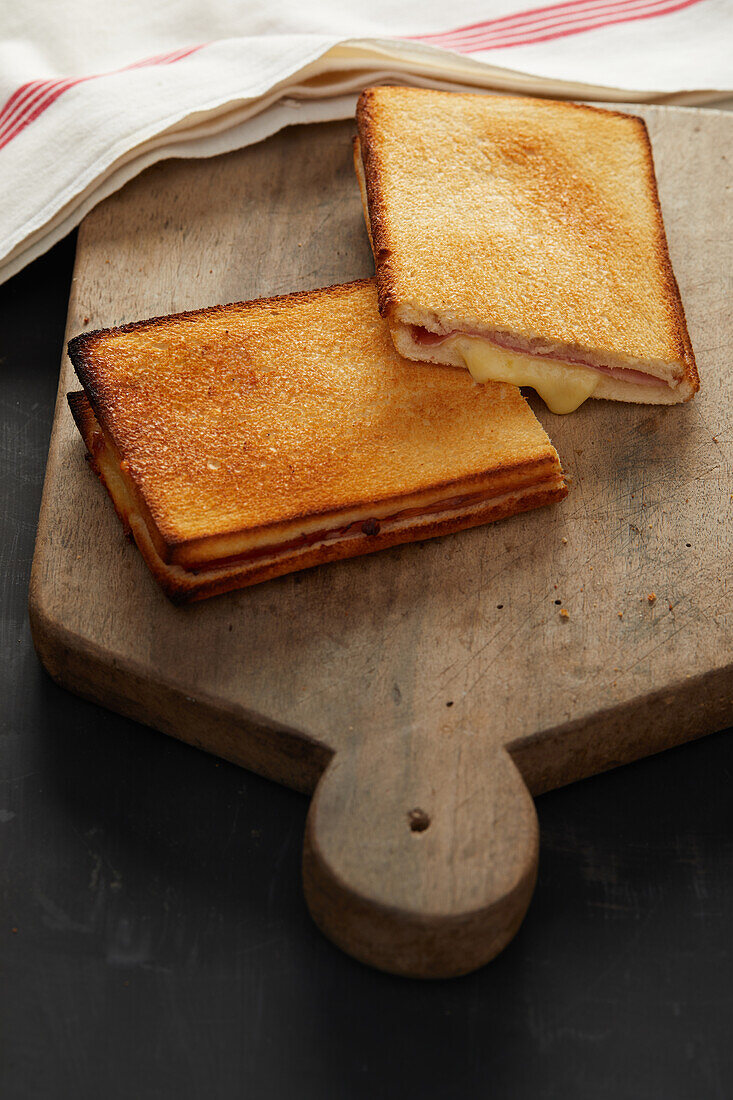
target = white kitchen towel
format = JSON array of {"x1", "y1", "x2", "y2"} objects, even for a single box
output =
[{"x1": 2, "y1": 0, "x2": 731, "y2": 285}]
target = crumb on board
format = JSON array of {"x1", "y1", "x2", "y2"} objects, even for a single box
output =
[
  {"x1": 618, "y1": 611, "x2": 623, "y2": 619},
  {"x1": 82, "y1": 316, "x2": 89, "y2": 324},
  {"x1": 647, "y1": 593, "x2": 656, "y2": 603},
  {"x1": 11, "y1": 927, "x2": 18, "y2": 933},
  {"x1": 560, "y1": 609, "x2": 570, "y2": 620},
  {"x1": 561, "y1": 537, "x2": 568, "y2": 545}
]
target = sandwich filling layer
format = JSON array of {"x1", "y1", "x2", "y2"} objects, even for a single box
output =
[
  {"x1": 407, "y1": 326, "x2": 677, "y2": 414},
  {"x1": 83, "y1": 394, "x2": 565, "y2": 568},
  {"x1": 69, "y1": 391, "x2": 566, "y2": 601},
  {"x1": 455, "y1": 337, "x2": 599, "y2": 415}
]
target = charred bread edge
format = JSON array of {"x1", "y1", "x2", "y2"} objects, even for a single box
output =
[{"x1": 67, "y1": 278, "x2": 376, "y2": 371}]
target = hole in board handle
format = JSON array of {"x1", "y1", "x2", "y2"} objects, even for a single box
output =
[{"x1": 408, "y1": 808, "x2": 431, "y2": 833}]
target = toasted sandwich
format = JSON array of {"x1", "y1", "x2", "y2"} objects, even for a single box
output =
[
  {"x1": 354, "y1": 87, "x2": 699, "y2": 413},
  {"x1": 67, "y1": 280, "x2": 566, "y2": 602}
]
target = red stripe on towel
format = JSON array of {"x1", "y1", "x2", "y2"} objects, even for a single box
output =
[
  {"x1": 407, "y1": 0, "x2": 705, "y2": 51},
  {"x1": 0, "y1": 44, "x2": 205, "y2": 150}
]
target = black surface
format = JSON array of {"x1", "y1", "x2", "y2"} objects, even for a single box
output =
[{"x1": 2, "y1": 236, "x2": 732, "y2": 1100}]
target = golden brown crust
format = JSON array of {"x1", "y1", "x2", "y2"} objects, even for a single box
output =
[
  {"x1": 355, "y1": 87, "x2": 698, "y2": 395},
  {"x1": 68, "y1": 391, "x2": 133, "y2": 537},
  {"x1": 68, "y1": 278, "x2": 375, "y2": 397},
  {"x1": 632, "y1": 122, "x2": 699, "y2": 392},
  {"x1": 355, "y1": 101, "x2": 398, "y2": 322},
  {"x1": 66, "y1": 280, "x2": 566, "y2": 600}
]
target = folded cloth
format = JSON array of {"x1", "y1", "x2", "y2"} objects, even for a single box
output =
[{"x1": 1, "y1": 0, "x2": 731, "y2": 285}]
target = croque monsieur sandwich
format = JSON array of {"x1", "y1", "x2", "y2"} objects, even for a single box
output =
[
  {"x1": 67, "y1": 280, "x2": 567, "y2": 602},
  {"x1": 354, "y1": 87, "x2": 699, "y2": 414}
]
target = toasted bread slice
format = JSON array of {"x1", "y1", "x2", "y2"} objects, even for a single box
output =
[
  {"x1": 355, "y1": 87, "x2": 699, "y2": 411},
  {"x1": 67, "y1": 280, "x2": 566, "y2": 602}
]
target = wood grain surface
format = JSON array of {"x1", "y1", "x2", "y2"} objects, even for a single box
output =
[{"x1": 30, "y1": 107, "x2": 733, "y2": 978}]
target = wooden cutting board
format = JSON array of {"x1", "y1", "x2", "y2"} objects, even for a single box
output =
[{"x1": 30, "y1": 105, "x2": 733, "y2": 979}]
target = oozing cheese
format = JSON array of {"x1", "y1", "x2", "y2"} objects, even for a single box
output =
[{"x1": 454, "y1": 336, "x2": 599, "y2": 415}]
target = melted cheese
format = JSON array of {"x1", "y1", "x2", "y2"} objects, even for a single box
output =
[{"x1": 454, "y1": 336, "x2": 599, "y2": 415}]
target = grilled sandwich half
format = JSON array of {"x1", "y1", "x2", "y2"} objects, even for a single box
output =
[
  {"x1": 355, "y1": 87, "x2": 699, "y2": 413},
  {"x1": 67, "y1": 280, "x2": 566, "y2": 602}
]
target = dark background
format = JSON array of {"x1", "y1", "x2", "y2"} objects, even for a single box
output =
[{"x1": 2, "y1": 235, "x2": 731, "y2": 1099}]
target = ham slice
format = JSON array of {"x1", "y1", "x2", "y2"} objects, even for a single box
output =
[{"x1": 408, "y1": 325, "x2": 667, "y2": 388}]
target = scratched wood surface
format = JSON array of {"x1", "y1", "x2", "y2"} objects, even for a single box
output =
[{"x1": 30, "y1": 107, "x2": 733, "y2": 978}]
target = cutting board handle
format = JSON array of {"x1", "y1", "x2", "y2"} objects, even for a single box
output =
[{"x1": 302, "y1": 723, "x2": 538, "y2": 978}]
